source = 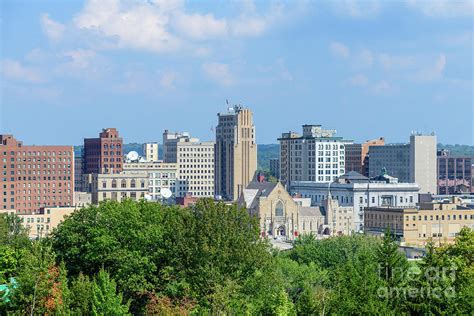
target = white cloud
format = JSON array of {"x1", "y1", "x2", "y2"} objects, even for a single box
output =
[
  {"x1": 1, "y1": 59, "x2": 44, "y2": 83},
  {"x1": 330, "y1": 0, "x2": 382, "y2": 18},
  {"x1": 202, "y1": 62, "x2": 233, "y2": 86},
  {"x1": 356, "y1": 49, "x2": 374, "y2": 68},
  {"x1": 160, "y1": 71, "x2": 177, "y2": 89},
  {"x1": 329, "y1": 41, "x2": 350, "y2": 58},
  {"x1": 378, "y1": 53, "x2": 416, "y2": 70},
  {"x1": 74, "y1": 0, "x2": 181, "y2": 53},
  {"x1": 41, "y1": 13, "x2": 65, "y2": 41},
  {"x1": 413, "y1": 54, "x2": 446, "y2": 82},
  {"x1": 62, "y1": 49, "x2": 96, "y2": 69},
  {"x1": 371, "y1": 80, "x2": 394, "y2": 94},
  {"x1": 72, "y1": 0, "x2": 289, "y2": 54},
  {"x1": 348, "y1": 74, "x2": 369, "y2": 87},
  {"x1": 406, "y1": 0, "x2": 474, "y2": 17},
  {"x1": 174, "y1": 13, "x2": 227, "y2": 40}
]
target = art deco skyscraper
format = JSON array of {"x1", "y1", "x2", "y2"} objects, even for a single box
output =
[{"x1": 215, "y1": 105, "x2": 257, "y2": 201}]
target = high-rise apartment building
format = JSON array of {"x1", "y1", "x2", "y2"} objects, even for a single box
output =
[
  {"x1": 176, "y1": 138, "x2": 215, "y2": 198},
  {"x1": 0, "y1": 135, "x2": 74, "y2": 213},
  {"x1": 279, "y1": 125, "x2": 350, "y2": 186},
  {"x1": 437, "y1": 150, "x2": 472, "y2": 194},
  {"x1": 143, "y1": 143, "x2": 159, "y2": 162},
  {"x1": 215, "y1": 105, "x2": 257, "y2": 201},
  {"x1": 163, "y1": 130, "x2": 190, "y2": 163},
  {"x1": 84, "y1": 128, "x2": 123, "y2": 174},
  {"x1": 368, "y1": 133, "x2": 436, "y2": 194}
]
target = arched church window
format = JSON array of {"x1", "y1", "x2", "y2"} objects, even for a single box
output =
[{"x1": 275, "y1": 201, "x2": 284, "y2": 217}]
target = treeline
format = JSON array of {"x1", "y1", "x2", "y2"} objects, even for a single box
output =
[{"x1": 1, "y1": 200, "x2": 473, "y2": 315}]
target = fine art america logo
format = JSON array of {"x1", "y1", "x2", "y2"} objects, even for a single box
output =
[{"x1": 377, "y1": 265, "x2": 457, "y2": 299}]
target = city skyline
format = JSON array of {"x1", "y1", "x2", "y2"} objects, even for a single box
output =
[{"x1": 1, "y1": 0, "x2": 473, "y2": 145}]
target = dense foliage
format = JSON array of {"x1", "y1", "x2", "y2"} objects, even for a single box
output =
[{"x1": 1, "y1": 200, "x2": 473, "y2": 314}]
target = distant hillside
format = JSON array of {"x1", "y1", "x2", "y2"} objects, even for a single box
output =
[
  {"x1": 438, "y1": 144, "x2": 474, "y2": 158},
  {"x1": 257, "y1": 144, "x2": 280, "y2": 171}
]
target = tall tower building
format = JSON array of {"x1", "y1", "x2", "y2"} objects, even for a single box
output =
[
  {"x1": 84, "y1": 128, "x2": 123, "y2": 174},
  {"x1": 409, "y1": 134, "x2": 437, "y2": 194},
  {"x1": 215, "y1": 105, "x2": 257, "y2": 201}
]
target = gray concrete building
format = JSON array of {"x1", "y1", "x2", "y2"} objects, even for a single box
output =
[{"x1": 368, "y1": 133, "x2": 437, "y2": 194}]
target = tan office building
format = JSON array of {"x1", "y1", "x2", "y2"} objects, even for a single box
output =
[
  {"x1": 215, "y1": 105, "x2": 257, "y2": 201},
  {"x1": 1, "y1": 206, "x2": 77, "y2": 239},
  {"x1": 364, "y1": 197, "x2": 474, "y2": 247},
  {"x1": 84, "y1": 173, "x2": 148, "y2": 204}
]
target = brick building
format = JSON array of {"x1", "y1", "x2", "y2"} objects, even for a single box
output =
[
  {"x1": 437, "y1": 149, "x2": 472, "y2": 194},
  {"x1": 84, "y1": 128, "x2": 123, "y2": 174},
  {"x1": 1, "y1": 135, "x2": 74, "y2": 214}
]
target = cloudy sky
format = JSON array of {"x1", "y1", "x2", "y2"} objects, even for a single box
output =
[{"x1": 1, "y1": 0, "x2": 472, "y2": 145}]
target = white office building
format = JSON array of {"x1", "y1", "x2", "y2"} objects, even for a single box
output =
[
  {"x1": 290, "y1": 171, "x2": 420, "y2": 232},
  {"x1": 176, "y1": 138, "x2": 215, "y2": 198},
  {"x1": 123, "y1": 162, "x2": 178, "y2": 200},
  {"x1": 278, "y1": 125, "x2": 352, "y2": 186}
]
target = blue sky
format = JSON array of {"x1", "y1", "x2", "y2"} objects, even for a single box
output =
[{"x1": 1, "y1": 0, "x2": 472, "y2": 146}]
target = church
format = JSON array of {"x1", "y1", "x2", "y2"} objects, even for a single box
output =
[{"x1": 238, "y1": 174, "x2": 324, "y2": 240}]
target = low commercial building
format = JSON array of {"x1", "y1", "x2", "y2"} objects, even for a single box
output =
[
  {"x1": 1, "y1": 206, "x2": 77, "y2": 239},
  {"x1": 74, "y1": 191, "x2": 91, "y2": 207},
  {"x1": 123, "y1": 162, "x2": 178, "y2": 200},
  {"x1": 84, "y1": 173, "x2": 148, "y2": 204},
  {"x1": 364, "y1": 197, "x2": 474, "y2": 247},
  {"x1": 320, "y1": 198, "x2": 355, "y2": 235},
  {"x1": 238, "y1": 175, "x2": 324, "y2": 240},
  {"x1": 291, "y1": 170, "x2": 420, "y2": 232}
]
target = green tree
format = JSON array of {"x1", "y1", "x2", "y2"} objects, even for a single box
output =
[
  {"x1": 9, "y1": 241, "x2": 70, "y2": 315},
  {"x1": 69, "y1": 273, "x2": 93, "y2": 314},
  {"x1": 91, "y1": 269, "x2": 130, "y2": 316}
]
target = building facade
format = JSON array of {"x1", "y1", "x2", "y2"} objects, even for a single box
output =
[
  {"x1": 163, "y1": 130, "x2": 190, "y2": 163},
  {"x1": 215, "y1": 105, "x2": 257, "y2": 201},
  {"x1": 85, "y1": 172, "x2": 148, "y2": 204},
  {"x1": 143, "y1": 143, "x2": 159, "y2": 162},
  {"x1": 74, "y1": 152, "x2": 85, "y2": 192},
  {"x1": 368, "y1": 134, "x2": 436, "y2": 194},
  {"x1": 279, "y1": 125, "x2": 350, "y2": 186},
  {"x1": 123, "y1": 162, "x2": 178, "y2": 200},
  {"x1": 84, "y1": 128, "x2": 123, "y2": 174},
  {"x1": 437, "y1": 150, "x2": 472, "y2": 194},
  {"x1": 344, "y1": 144, "x2": 363, "y2": 174},
  {"x1": 238, "y1": 177, "x2": 324, "y2": 240},
  {"x1": 345, "y1": 138, "x2": 385, "y2": 176},
  {"x1": 364, "y1": 198, "x2": 474, "y2": 247},
  {"x1": 176, "y1": 139, "x2": 215, "y2": 198},
  {"x1": 0, "y1": 135, "x2": 74, "y2": 214},
  {"x1": 269, "y1": 158, "x2": 280, "y2": 179},
  {"x1": 290, "y1": 171, "x2": 420, "y2": 232}
]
